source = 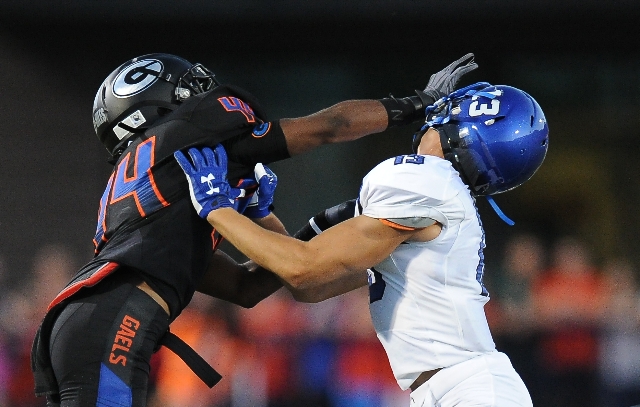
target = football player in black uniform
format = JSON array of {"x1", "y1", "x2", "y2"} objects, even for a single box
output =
[{"x1": 31, "y1": 52, "x2": 478, "y2": 406}]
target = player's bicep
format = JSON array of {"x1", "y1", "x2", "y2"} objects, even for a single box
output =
[{"x1": 221, "y1": 120, "x2": 290, "y2": 171}]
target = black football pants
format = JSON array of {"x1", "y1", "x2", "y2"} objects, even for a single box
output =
[{"x1": 47, "y1": 272, "x2": 169, "y2": 407}]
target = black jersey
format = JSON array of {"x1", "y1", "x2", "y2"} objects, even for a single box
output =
[{"x1": 84, "y1": 84, "x2": 289, "y2": 319}]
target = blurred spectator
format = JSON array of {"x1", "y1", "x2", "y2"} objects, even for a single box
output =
[
  {"x1": 30, "y1": 244, "x2": 77, "y2": 315},
  {"x1": 489, "y1": 233, "x2": 544, "y2": 331},
  {"x1": 235, "y1": 289, "x2": 306, "y2": 406},
  {"x1": 150, "y1": 293, "x2": 242, "y2": 407},
  {"x1": 9, "y1": 239, "x2": 638, "y2": 407},
  {"x1": 1, "y1": 244, "x2": 75, "y2": 407},
  {"x1": 598, "y1": 258, "x2": 640, "y2": 407},
  {"x1": 531, "y1": 236, "x2": 607, "y2": 407},
  {"x1": 486, "y1": 233, "x2": 545, "y2": 403},
  {"x1": 148, "y1": 283, "x2": 405, "y2": 407},
  {"x1": 0, "y1": 254, "x2": 11, "y2": 406},
  {"x1": 327, "y1": 287, "x2": 408, "y2": 407}
]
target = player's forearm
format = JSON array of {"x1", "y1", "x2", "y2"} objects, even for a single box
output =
[
  {"x1": 197, "y1": 250, "x2": 282, "y2": 308},
  {"x1": 198, "y1": 214, "x2": 288, "y2": 306},
  {"x1": 235, "y1": 264, "x2": 284, "y2": 307},
  {"x1": 206, "y1": 208, "x2": 339, "y2": 290},
  {"x1": 287, "y1": 271, "x2": 368, "y2": 303},
  {"x1": 251, "y1": 212, "x2": 289, "y2": 236},
  {"x1": 281, "y1": 100, "x2": 388, "y2": 156}
]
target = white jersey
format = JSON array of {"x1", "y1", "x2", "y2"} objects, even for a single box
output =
[{"x1": 357, "y1": 154, "x2": 496, "y2": 391}]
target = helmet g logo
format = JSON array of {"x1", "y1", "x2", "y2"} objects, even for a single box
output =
[{"x1": 112, "y1": 59, "x2": 164, "y2": 98}]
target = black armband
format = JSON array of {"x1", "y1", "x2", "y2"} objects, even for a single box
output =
[
  {"x1": 293, "y1": 199, "x2": 357, "y2": 242},
  {"x1": 379, "y1": 90, "x2": 437, "y2": 128}
]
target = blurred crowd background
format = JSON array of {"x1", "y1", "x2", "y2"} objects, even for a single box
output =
[
  {"x1": 2, "y1": 1, "x2": 640, "y2": 406},
  {"x1": 1, "y1": 236, "x2": 639, "y2": 407}
]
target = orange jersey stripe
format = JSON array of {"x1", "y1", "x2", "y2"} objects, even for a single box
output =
[
  {"x1": 47, "y1": 262, "x2": 119, "y2": 312},
  {"x1": 379, "y1": 219, "x2": 419, "y2": 231}
]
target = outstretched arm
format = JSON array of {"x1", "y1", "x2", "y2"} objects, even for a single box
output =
[
  {"x1": 174, "y1": 145, "x2": 428, "y2": 304},
  {"x1": 178, "y1": 146, "x2": 412, "y2": 290},
  {"x1": 281, "y1": 53, "x2": 477, "y2": 156},
  {"x1": 280, "y1": 100, "x2": 388, "y2": 156},
  {"x1": 207, "y1": 208, "x2": 412, "y2": 294},
  {"x1": 198, "y1": 199, "x2": 364, "y2": 304},
  {"x1": 175, "y1": 146, "x2": 421, "y2": 303}
]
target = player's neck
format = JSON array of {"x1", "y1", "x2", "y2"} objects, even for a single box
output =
[{"x1": 416, "y1": 128, "x2": 444, "y2": 158}]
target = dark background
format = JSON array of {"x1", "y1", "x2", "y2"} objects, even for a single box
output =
[
  {"x1": 1, "y1": 0, "x2": 639, "y2": 280},
  {"x1": 1, "y1": 2, "x2": 640, "y2": 407}
]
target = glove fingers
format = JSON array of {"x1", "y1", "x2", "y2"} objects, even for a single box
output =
[
  {"x1": 188, "y1": 147, "x2": 206, "y2": 170},
  {"x1": 173, "y1": 150, "x2": 194, "y2": 173},
  {"x1": 202, "y1": 146, "x2": 217, "y2": 167},
  {"x1": 449, "y1": 53, "x2": 475, "y2": 70},
  {"x1": 452, "y1": 62, "x2": 479, "y2": 77},
  {"x1": 257, "y1": 164, "x2": 277, "y2": 185},
  {"x1": 213, "y1": 144, "x2": 228, "y2": 169},
  {"x1": 254, "y1": 163, "x2": 268, "y2": 180},
  {"x1": 265, "y1": 166, "x2": 277, "y2": 183}
]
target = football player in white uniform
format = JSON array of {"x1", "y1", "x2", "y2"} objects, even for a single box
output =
[{"x1": 175, "y1": 82, "x2": 549, "y2": 406}]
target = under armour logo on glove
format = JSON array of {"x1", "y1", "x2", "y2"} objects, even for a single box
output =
[
  {"x1": 200, "y1": 173, "x2": 218, "y2": 195},
  {"x1": 174, "y1": 145, "x2": 240, "y2": 219}
]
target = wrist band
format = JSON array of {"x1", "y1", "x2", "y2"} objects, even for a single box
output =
[{"x1": 379, "y1": 92, "x2": 435, "y2": 127}]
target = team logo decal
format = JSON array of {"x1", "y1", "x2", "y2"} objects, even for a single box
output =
[
  {"x1": 252, "y1": 122, "x2": 271, "y2": 138},
  {"x1": 112, "y1": 59, "x2": 164, "y2": 98}
]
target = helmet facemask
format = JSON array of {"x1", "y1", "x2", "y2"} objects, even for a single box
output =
[{"x1": 174, "y1": 63, "x2": 219, "y2": 101}]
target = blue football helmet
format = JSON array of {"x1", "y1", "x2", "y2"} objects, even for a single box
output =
[{"x1": 415, "y1": 82, "x2": 549, "y2": 196}]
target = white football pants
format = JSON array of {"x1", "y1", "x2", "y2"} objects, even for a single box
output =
[{"x1": 409, "y1": 351, "x2": 533, "y2": 407}]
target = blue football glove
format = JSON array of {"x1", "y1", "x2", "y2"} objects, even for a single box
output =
[
  {"x1": 174, "y1": 145, "x2": 240, "y2": 219},
  {"x1": 243, "y1": 163, "x2": 277, "y2": 218},
  {"x1": 233, "y1": 177, "x2": 259, "y2": 215}
]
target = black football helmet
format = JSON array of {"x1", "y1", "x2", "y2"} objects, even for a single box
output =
[{"x1": 92, "y1": 53, "x2": 219, "y2": 158}]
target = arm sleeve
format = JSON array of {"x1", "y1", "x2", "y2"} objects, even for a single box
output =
[{"x1": 293, "y1": 199, "x2": 357, "y2": 241}]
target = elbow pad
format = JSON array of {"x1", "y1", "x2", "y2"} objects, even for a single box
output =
[{"x1": 293, "y1": 199, "x2": 357, "y2": 242}]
